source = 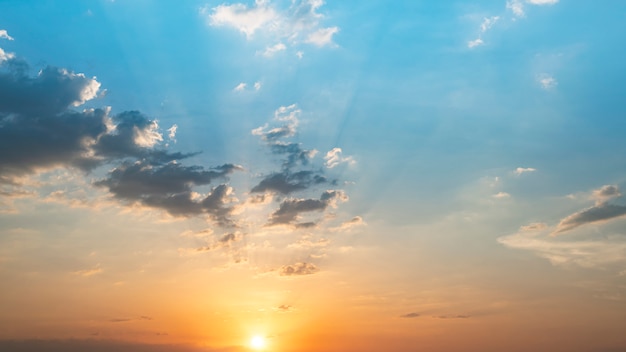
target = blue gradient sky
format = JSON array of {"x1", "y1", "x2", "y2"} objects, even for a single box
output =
[{"x1": 1, "y1": 1, "x2": 626, "y2": 351}]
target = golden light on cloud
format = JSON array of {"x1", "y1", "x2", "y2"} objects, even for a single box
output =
[{"x1": 250, "y1": 335, "x2": 267, "y2": 350}]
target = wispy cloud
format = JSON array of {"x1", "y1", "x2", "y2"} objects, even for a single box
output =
[
  {"x1": 0, "y1": 29, "x2": 13, "y2": 41},
  {"x1": 537, "y1": 73, "x2": 557, "y2": 90},
  {"x1": 203, "y1": 0, "x2": 339, "y2": 55},
  {"x1": 278, "y1": 262, "x2": 319, "y2": 276},
  {"x1": 514, "y1": 167, "x2": 536, "y2": 175}
]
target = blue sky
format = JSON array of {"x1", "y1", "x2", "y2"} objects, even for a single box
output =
[{"x1": 2, "y1": 1, "x2": 626, "y2": 351}]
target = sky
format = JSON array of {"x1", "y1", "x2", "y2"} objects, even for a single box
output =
[{"x1": 1, "y1": 0, "x2": 626, "y2": 351}]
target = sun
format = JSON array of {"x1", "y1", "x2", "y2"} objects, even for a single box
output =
[{"x1": 250, "y1": 335, "x2": 267, "y2": 350}]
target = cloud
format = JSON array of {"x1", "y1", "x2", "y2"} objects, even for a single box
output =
[
  {"x1": 435, "y1": 315, "x2": 471, "y2": 319},
  {"x1": 519, "y1": 222, "x2": 548, "y2": 231},
  {"x1": 400, "y1": 312, "x2": 420, "y2": 318},
  {"x1": 279, "y1": 262, "x2": 319, "y2": 276},
  {"x1": 233, "y1": 82, "x2": 246, "y2": 91},
  {"x1": 332, "y1": 216, "x2": 366, "y2": 232},
  {"x1": 267, "y1": 190, "x2": 347, "y2": 227},
  {"x1": 0, "y1": 29, "x2": 14, "y2": 41},
  {"x1": 95, "y1": 162, "x2": 242, "y2": 224},
  {"x1": 480, "y1": 16, "x2": 499, "y2": 32},
  {"x1": 204, "y1": 0, "x2": 278, "y2": 39},
  {"x1": 514, "y1": 167, "x2": 536, "y2": 175},
  {"x1": 499, "y1": 227, "x2": 626, "y2": 269},
  {"x1": 467, "y1": 38, "x2": 484, "y2": 48},
  {"x1": 203, "y1": 0, "x2": 339, "y2": 52},
  {"x1": 251, "y1": 171, "x2": 326, "y2": 195},
  {"x1": 260, "y1": 42, "x2": 286, "y2": 57},
  {"x1": 492, "y1": 191, "x2": 511, "y2": 199},
  {"x1": 72, "y1": 266, "x2": 103, "y2": 277},
  {"x1": 537, "y1": 73, "x2": 557, "y2": 89},
  {"x1": 254, "y1": 81, "x2": 262, "y2": 90},
  {"x1": 324, "y1": 148, "x2": 355, "y2": 168},
  {"x1": 527, "y1": 0, "x2": 558, "y2": 4},
  {"x1": 591, "y1": 185, "x2": 621, "y2": 204},
  {"x1": 507, "y1": 0, "x2": 525, "y2": 17},
  {"x1": 167, "y1": 124, "x2": 178, "y2": 142},
  {"x1": 553, "y1": 203, "x2": 626, "y2": 235},
  {"x1": 305, "y1": 26, "x2": 339, "y2": 47},
  {"x1": 0, "y1": 47, "x2": 14, "y2": 62}
]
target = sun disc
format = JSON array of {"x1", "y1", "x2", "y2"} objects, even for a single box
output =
[{"x1": 250, "y1": 335, "x2": 266, "y2": 350}]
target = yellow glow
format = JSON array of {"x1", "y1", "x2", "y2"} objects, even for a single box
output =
[{"x1": 250, "y1": 335, "x2": 267, "y2": 350}]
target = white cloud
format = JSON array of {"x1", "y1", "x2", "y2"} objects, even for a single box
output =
[
  {"x1": 507, "y1": 0, "x2": 525, "y2": 17},
  {"x1": 261, "y1": 42, "x2": 286, "y2": 57},
  {"x1": 324, "y1": 148, "x2": 355, "y2": 168},
  {"x1": 305, "y1": 26, "x2": 339, "y2": 47},
  {"x1": 537, "y1": 74, "x2": 557, "y2": 89},
  {"x1": 204, "y1": 0, "x2": 278, "y2": 39},
  {"x1": 234, "y1": 82, "x2": 247, "y2": 91},
  {"x1": 296, "y1": 51, "x2": 304, "y2": 59},
  {"x1": 133, "y1": 120, "x2": 163, "y2": 148},
  {"x1": 467, "y1": 38, "x2": 484, "y2": 48},
  {"x1": 167, "y1": 124, "x2": 178, "y2": 142},
  {"x1": 254, "y1": 81, "x2": 262, "y2": 90},
  {"x1": 203, "y1": 0, "x2": 339, "y2": 53},
  {"x1": 0, "y1": 29, "x2": 14, "y2": 41},
  {"x1": 514, "y1": 167, "x2": 536, "y2": 175},
  {"x1": 492, "y1": 191, "x2": 511, "y2": 199},
  {"x1": 527, "y1": 0, "x2": 558, "y2": 4},
  {"x1": 481, "y1": 16, "x2": 499, "y2": 32},
  {"x1": 0, "y1": 47, "x2": 14, "y2": 62}
]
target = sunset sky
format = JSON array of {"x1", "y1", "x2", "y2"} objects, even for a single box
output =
[{"x1": 1, "y1": 1, "x2": 626, "y2": 351}]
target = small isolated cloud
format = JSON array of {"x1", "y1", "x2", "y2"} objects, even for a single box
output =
[
  {"x1": 261, "y1": 42, "x2": 286, "y2": 57},
  {"x1": 332, "y1": 216, "x2": 366, "y2": 232},
  {"x1": 296, "y1": 51, "x2": 304, "y2": 59},
  {"x1": 167, "y1": 124, "x2": 178, "y2": 142},
  {"x1": 467, "y1": 38, "x2": 484, "y2": 48},
  {"x1": 233, "y1": 82, "x2": 247, "y2": 91},
  {"x1": 400, "y1": 312, "x2": 420, "y2": 318},
  {"x1": 276, "y1": 304, "x2": 293, "y2": 312},
  {"x1": 492, "y1": 191, "x2": 511, "y2": 199},
  {"x1": 537, "y1": 73, "x2": 557, "y2": 90},
  {"x1": 0, "y1": 29, "x2": 13, "y2": 41},
  {"x1": 480, "y1": 16, "x2": 499, "y2": 32},
  {"x1": 279, "y1": 262, "x2": 319, "y2": 276},
  {"x1": 0, "y1": 47, "x2": 15, "y2": 62},
  {"x1": 73, "y1": 266, "x2": 103, "y2": 277},
  {"x1": 254, "y1": 81, "x2": 262, "y2": 90},
  {"x1": 514, "y1": 167, "x2": 536, "y2": 175},
  {"x1": 306, "y1": 26, "x2": 339, "y2": 47},
  {"x1": 520, "y1": 222, "x2": 548, "y2": 232},
  {"x1": 204, "y1": 0, "x2": 278, "y2": 39},
  {"x1": 435, "y1": 315, "x2": 471, "y2": 319},
  {"x1": 324, "y1": 148, "x2": 355, "y2": 168}
]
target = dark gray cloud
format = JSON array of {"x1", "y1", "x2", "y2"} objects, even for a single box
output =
[
  {"x1": 554, "y1": 203, "x2": 626, "y2": 234},
  {"x1": 0, "y1": 339, "x2": 242, "y2": 352},
  {"x1": 279, "y1": 262, "x2": 319, "y2": 276},
  {"x1": 96, "y1": 162, "x2": 241, "y2": 224},
  {"x1": 0, "y1": 64, "x2": 100, "y2": 116},
  {"x1": 268, "y1": 190, "x2": 346, "y2": 227},
  {"x1": 251, "y1": 170, "x2": 326, "y2": 195},
  {"x1": 400, "y1": 312, "x2": 420, "y2": 318}
]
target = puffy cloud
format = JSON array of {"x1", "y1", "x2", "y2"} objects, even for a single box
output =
[
  {"x1": 514, "y1": 167, "x2": 536, "y2": 175},
  {"x1": 203, "y1": 0, "x2": 339, "y2": 51},
  {"x1": 251, "y1": 170, "x2": 326, "y2": 194},
  {"x1": 268, "y1": 190, "x2": 347, "y2": 227},
  {"x1": 0, "y1": 29, "x2": 14, "y2": 41},
  {"x1": 96, "y1": 162, "x2": 241, "y2": 223},
  {"x1": 254, "y1": 81, "x2": 262, "y2": 90},
  {"x1": 204, "y1": 0, "x2": 278, "y2": 39},
  {"x1": 507, "y1": 0, "x2": 525, "y2": 17},
  {"x1": 305, "y1": 26, "x2": 339, "y2": 47},
  {"x1": 0, "y1": 66, "x2": 100, "y2": 115},
  {"x1": 591, "y1": 185, "x2": 621, "y2": 204},
  {"x1": 324, "y1": 148, "x2": 355, "y2": 168},
  {"x1": 279, "y1": 262, "x2": 319, "y2": 276},
  {"x1": 0, "y1": 47, "x2": 14, "y2": 62}
]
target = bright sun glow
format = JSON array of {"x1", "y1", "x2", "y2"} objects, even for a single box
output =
[{"x1": 250, "y1": 335, "x2": 267, "y2": 350}]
